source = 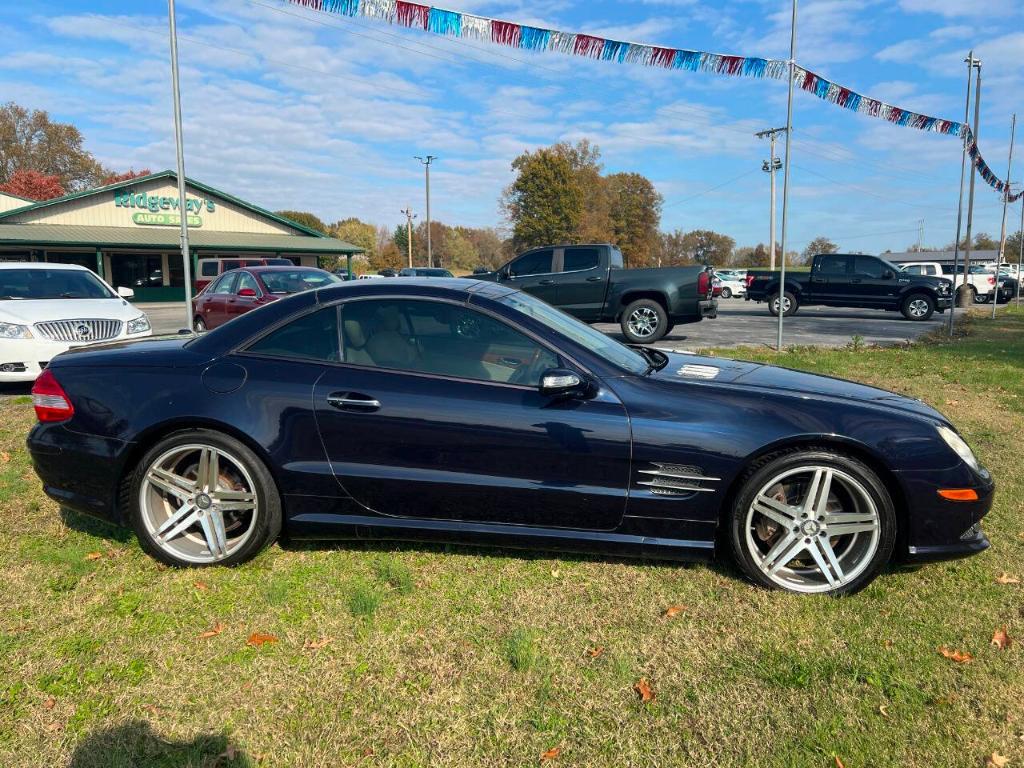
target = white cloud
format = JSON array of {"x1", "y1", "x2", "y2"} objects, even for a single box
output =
[{"x1": 899, "y1": 0, "x2": 1018, "y2": 17}]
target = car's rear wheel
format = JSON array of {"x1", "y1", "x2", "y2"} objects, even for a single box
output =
[
  {"x1": 728, "y1": 449, "x2": 896, "y2": 595},
  {"x1": 621, "y1": 299, "x2": 668, "y2": 344},
  {"x1": 130, "y1": 429, "x2": 281, "y2": 567},
  {"x1": 901, "y1": 293, "x2": 935, "y2": 321},
  {"x1": 193, "y1": 316, "x2": 207, "y2": 333},
  {"x1": 767, "y1": 291, "x2": 798, "y2": 317}
]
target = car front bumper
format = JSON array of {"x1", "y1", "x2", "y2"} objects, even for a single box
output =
[
  {"x1": 0, "y1": 331, "x2": 152, "y2": 382},
  {"x1": 898, "y1": 464, "x2": 994, "y2": 563},
  {"x1": 936, "y1": 295, "x2": 953, "y2": 310}
]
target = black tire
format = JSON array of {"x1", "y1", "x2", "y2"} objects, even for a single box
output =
[
  {"x1": 193, "y1": 316, "x2": 207, "y2": 333},
  {"x1": 767, "y1": 291, "x2": 798, "y2": 317},
  {"x1": 129, "y1": 429, "x2": 282, "y2": 568},
  {"x1": 901, "y1": 292, "x2": 935, "y2": 321},
  {"x1": 721, "y1": 287, "x2": 732, "y2": 299},
  {"x1": 728, "y1": 449, "x2": 896, "y2": 596},
  {"x1": 620, "y1": 299, "x2": 669, "y2": 344}
]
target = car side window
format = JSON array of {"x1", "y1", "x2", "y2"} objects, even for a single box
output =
[
  {"x1": 213, "y1": 274, "x2": 238, "y2": 294},
  {"x1": 609, "y1": 248, "x2": 624, "y2": 270},
  {"x1": 563, "y1": 247, "x2": 600, "y2": 272},
  {"x1": 902, "y1": 265, "x2": 924, "y2": 275},
  {"x1": 246, "y1": 306, "x2": 341, "y2": 362},
  {"x1": 853, "y1": 256, "x2": 885, "y2": 278},
  {"x1": 509, "y1": 249, "x2": 553, "y2": 277},
  {"x1": 816, "y1": 255, "x2": 849, "y2": 275},
  {"x1": 236, "y1": 272, "x2": 260, "y2": 294},
  {"x1": 339, "y1": 299, "x2": 559, "y2": 386}
]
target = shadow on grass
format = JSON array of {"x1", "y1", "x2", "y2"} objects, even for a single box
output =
[
  {"x1": 59, "y1": 507, "x2": 136, "y2": 545},
  {"x1": 69, "y1": 720, "x2": 250, "y2": 767}
]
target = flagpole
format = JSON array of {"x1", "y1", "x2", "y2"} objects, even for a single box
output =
[
  {"x1": 948, "y1": 52, "x2": 975, "y2": 336},
  {"x1": 776, "y1": 0, "x2": 797, "y2": 351},
  {"x1": 168, "y1": 0, "x2": 194, "y2": 334},
  {"x1": 993, "y1": 113, "x2": 1015, "y2": 319}
]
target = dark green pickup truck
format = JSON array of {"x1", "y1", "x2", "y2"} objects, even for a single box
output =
[{"x1": 474, "y1": 243, "x2": 717, "y2": 343}]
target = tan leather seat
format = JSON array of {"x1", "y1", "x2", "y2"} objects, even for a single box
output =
[
  {"x1": 342, "y1": 316, "x2": 374, "y2": 365},
  {"x1": 365, "y1": 305, "x2": 419, "y2": 368}
]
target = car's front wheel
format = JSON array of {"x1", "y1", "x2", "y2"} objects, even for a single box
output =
[
  {"x1": 621, "y1": 299, "x2": 668, "y2": 344},
  {"x1": 130, "y1": 429, "x2": 281, "y2": 567},
  {"x1": 193, "y1": 316, "x2": 207, "y2": 333},
  {"x1": 728, "y1": 449, "x2": 896, "y2": 595},
  {"x1": 901, "y1": 293, "x2": 935, "y2": 321},
  {"x1": 721, "y1": 287, "x2": 732, "y2": 299}
]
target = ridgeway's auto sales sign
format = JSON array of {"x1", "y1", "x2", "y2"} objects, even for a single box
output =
[{"x1": 113, "y1": 190, "x2": 216, "y2": 227}]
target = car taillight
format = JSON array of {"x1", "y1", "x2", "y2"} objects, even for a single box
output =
[
  {"x1": 987, "y1": 276, "x2": 995, "y2": 286},
  {"x1": 697, "y1": 271, "x2": 711, "y2": 298},
  {"x1": 746, "y1": 274, "x2": 756, "y2": 287},
  {"x1": 31, "y1": 369, "x2": 74, "y2": 423}
]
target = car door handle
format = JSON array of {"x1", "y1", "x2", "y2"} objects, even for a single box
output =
[
  {"x1": 850, "y1": 278, "x2": 862, "y2": 284},
  {"x1": 811, "y1": 277, "x2": 826, "y2": 283},
  {"x1": 327, "y1": 393, "x2": 381, "y2": 411},
  {"x1": 586, "y1": 276, "x2": 603, "y2": 282},
  {"x1": 538, "y1": 279, "x2": 555, "y2": 285}
]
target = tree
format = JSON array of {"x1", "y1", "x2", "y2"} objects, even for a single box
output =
[
  {"x1": 443, "y1": 228, "x2": 479, "y2": 274},
  {"x1": 801, "y1": 236, "x2": 838, "y2": 261},
  {"x1": 679, "y1": 229, "x2": 735, "y2": 266},
  {"x1": 0, "y1": 102, "x2": 103, "y2": 191},
  {"x1": 606, "y1": 172, "x2": 663, "y2": 268},
  {"x1": 552, "y1": 139, "x2": 612, "y2": 243},
  {"x1": 501, "y1": 146, "x2": 584, "y2": 252},
  {"x1": 945, "y1": 232, "x2": 1001, "y2": 252},
  {"x1": 461, "y1": 227, "x2": 506, "y2": 270},
  {"x1": 371, "y1": 242, "x2": 404, "y2": 273},
  {"x1": 99, "y1": 168, "x2": 151, "y2": 186},
  {"x1": 275, "y1": 210, "x2": 328, "y2": 234},
  {"x1": 0, "y1": 169, "x2": 65, "y2": 200},
  {"x1": 1005, "y1": 229, "x2": 1023, "y2": 261}
]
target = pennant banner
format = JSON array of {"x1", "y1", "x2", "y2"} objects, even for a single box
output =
[{"x1": 290, "y1": 0, "x2": 1015, "y2": 198}]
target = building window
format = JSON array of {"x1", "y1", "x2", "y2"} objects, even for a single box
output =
[
  {"x1": 167, "y1": 253, "x2": 185, "y2": 287},
  {"x1": 111, "y1": 254, "x2": 164, "y2": 289}
]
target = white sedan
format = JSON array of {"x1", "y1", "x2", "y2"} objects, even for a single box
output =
[
  {"x1": 0, "y1": 262, "x2": 152, "y2": 383},
  {"x1": 715, "y1": 274, "x2": 747, "y2": 299}
]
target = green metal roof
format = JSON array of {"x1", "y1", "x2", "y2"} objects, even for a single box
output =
[
  {"x1": 0, "y1": 223, "x2": 363, "y2": 254},
  {"x1": 0, "y1": 170, "x2": 332, "y2": 239}
]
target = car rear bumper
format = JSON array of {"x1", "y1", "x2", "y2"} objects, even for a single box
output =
[{"x1": 698, "y1": 299, "x2": 718, "y2": 319}]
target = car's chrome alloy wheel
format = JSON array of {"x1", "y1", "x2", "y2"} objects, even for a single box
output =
[
  {"x1": 744, "y1": 466, "x2": 880, "y2": 593},
  {"x1": 772, "y1": 295, "x2": 792, "y2": 314},
  {"x1": 139, "y1": 444, "x2": 258, "y2": 564},
  {"x1": 627, "y1": 307, "x2": 659, "y2": 338},
  {"x1": 907, "y1": 298, "x2": 930, "y2": 318}
]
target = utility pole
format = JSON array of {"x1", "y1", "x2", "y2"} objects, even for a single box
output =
[
  {"x1": 960, "y1": 55, "x2": 982, "y2": 307},
  {"x1": 756, "y1": 127, "x2": 786, "y2": 271},
  {"x1": 993, "y1": 113, "x2": 1015, "y2": 319},
  {"x1": 414, "y1": 155, "x2": 436, "y2": 267},
  {"x1": 400, "y1": 206, "x2": 416, "y2": 268},
  {"x1": 167, "y1": 0, "x2": 194, "y2": 333},
  {"x1": 948, "y1": 50, "x2": 976, "y2": 336},
  {"x1": 776, "y1": 0, "x2": 797, "y2": 351}
]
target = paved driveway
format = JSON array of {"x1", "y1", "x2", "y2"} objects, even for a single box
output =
[{"x1": 143, "y1": 298, "x2": 946, "y2": 350}]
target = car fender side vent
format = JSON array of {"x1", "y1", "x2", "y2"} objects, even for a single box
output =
[
  {"x1": 636, "y1": 463, "x2": 719, "y2": 497},
  {"x1": 676, "y1": 364, "x2": 720, "y2": 380}
]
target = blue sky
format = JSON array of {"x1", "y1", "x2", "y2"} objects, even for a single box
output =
[{"x1": 1, "y1": 0, "x2": 1021, "y2": 255}]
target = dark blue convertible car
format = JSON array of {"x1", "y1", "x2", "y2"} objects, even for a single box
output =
[{"x1": 27, "y1": 279, "x2": 993, "y2": 595}]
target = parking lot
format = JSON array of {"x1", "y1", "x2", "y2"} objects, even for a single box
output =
[{"x1": 144, "y1": 297, "x2": 947, "y2": 350}]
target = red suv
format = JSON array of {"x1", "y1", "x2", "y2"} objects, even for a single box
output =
[{"x1": 192, "y1": 266, "x2": 342, "y2": 332}]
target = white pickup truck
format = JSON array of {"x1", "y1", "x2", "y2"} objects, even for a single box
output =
[{"x1": 898, "y1": 261, "x2": 1007, "y2": 303}]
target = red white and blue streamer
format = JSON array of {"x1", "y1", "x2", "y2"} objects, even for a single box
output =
[{"x1": 289, "y1": 0, "x2": 1014, "y2": 198}]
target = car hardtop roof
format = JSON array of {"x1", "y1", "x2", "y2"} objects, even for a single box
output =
[
  {"x1": 0, "y1": 261, "x2": 90, "y2": 271},
  {"x1": 316, "y1": 276, "x2": 501, "y2": 302},
  {"x1": 235, "y1": 265, "x2": 327, "y2": 273}
]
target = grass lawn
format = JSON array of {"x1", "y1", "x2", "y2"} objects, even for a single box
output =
[{"x1": 1, "y1": 309, "x2": 1022, "y2": 767}]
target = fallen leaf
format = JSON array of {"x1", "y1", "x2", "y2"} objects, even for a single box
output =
[
  {"x1": 241, "y1": 682, "x2": 253, "y2": 692},
  {"x1": 878, "y1": 703, "x2": 889, "y2": 718},
  {"x1": 143, "y1": 704, "x2": 162, "y2": 717},
  {"x1": 44, "y1": 722, "x2": 62, "y2": 732},
  {"x1": 0, "y1": 451, "x2": 10, "y2": 463},
  {"x1": 991, "y1": 627, "x2": 1013, "y2": 650},
  {"x1": 304, "y1": 637, "x2": 333, "y2": 650},
  {"x1": 987, "y1": 752, "x2": 1010, "y2": 768},
  {"x1": 939, "y1": 646, "x2": 974, "y2": 664},
  {"x1": 540, "y1": 746, "x2": 561, "y2": 762},
  {"x1": 84, "y1": 551, "x2": 103, "y2": 561},
  {"x1": 43, "y1": 696, "x2": 55, "y2": 710},
  {"x1": 945, "y1": 399, "x2": 960, "y2": 406},
  {"x1": 247, "y1": 632, "x2": 278, "y2": 647},
  {"x1": 193, "y1": 581, "x2": 209, "y2": 591},
  {"x1": 199, "y1": 622, "x2": 225, "y2": 639},
  {"x1": 633, "y1": 678, "x2": 655, "y2": 704},
  {"x1": 550, "y1": 568, "x2": 561, "y2": 579},
  {"x1": 834, "y1": 757, "x2": 846, "y2": 768},
  {"x1": 996, "y1": 573, "x2": 1021, "y2": 585},
  {"x1": 587, "y1": 646, "x2": 604, "y2": 659},
  {"x1": 662, "y1": 605, "x2": 687, "y2": 618}
]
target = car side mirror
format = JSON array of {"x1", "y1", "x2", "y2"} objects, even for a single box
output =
[
  {"x1": 116, "y1": 286, "x2": 135, "y2": 299},
  {"x1": 238, "y1": 287, "x2": 257, "y2": 298},
  {"x1": 882, "y1": 269, "x2": 894, "y2": 279},
  {"x1": 539, "y1": 368, "x2": 588, "y2": 399}
]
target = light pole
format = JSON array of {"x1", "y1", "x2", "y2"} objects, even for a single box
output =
[
  {"x1": 414, "y1": 155, "x2": 436, "y2": 267},
  {"x1": 948, "y1": 50, "x2": 977, "y2": 336},
  {"x1": 960, "y1": 55, "x2": 982, "y2": 307},
  {"x1": 776, "y1": 0, "x2": 797, "y2": 352},
  {"x1": 756, "y1": 127, "x2": 786, "y2": 271},
  {"x1": 993, "y1": 113, "x2": 1015, "y2": 319},
  {"x1": 167, "y1": 0, "x2": 194, "y2": 333},
  {"x1": 400, "y1": 206, "x2": 416, "y2": 268},
  {"x1": 1017, "y1": 193, "x2": 1024, "y2": 304}
]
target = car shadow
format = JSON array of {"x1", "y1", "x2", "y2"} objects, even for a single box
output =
[
  {"x1": 68, "y1": 720, "x2": 250, "y2": 767},
  {"x1": 59, "y1": 507, "x2": 136, "y2": 544},
  {"x1": 0, "y1": 382, "x2": 32, "y2": 397}
]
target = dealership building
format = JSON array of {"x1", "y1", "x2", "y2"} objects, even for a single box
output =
[{"x1": 0, "y1": 171, "x2": 362, "y2": 301}]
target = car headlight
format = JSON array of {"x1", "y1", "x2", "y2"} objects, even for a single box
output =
[
  {"x1": 937, "y1": 424, "x2": 981, "y2": 473},
  {"x1": 0, "y1": 322, "x2": 33, "y2": 339},
  {"x1": 126, "y1": 315, "x2": 151, "y2": 335}
]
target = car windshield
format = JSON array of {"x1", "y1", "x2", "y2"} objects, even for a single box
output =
[
  {"x1": 0, "y1": 268, "x2": 115, "y2": 300},
  {"x1": 259, "y1": 270, "x2": 342, "y2": 294},
  {"x1": 495, "y1": 290, "x2": 649, "y2": 375}
]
